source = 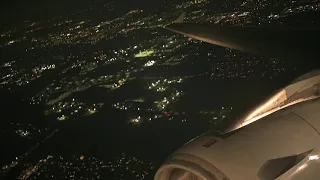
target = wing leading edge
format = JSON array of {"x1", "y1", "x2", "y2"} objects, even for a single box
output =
[{"x1": 166, "y1": 13, "x2": 320, "y2": 66}]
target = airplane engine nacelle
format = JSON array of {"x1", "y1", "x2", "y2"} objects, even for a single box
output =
[
  {"x1": 160, "y1": 15, "x2": 320, "y2": 180},
  {"x1": 154, "y1": 98, "x2": 320, "y2": 180}
]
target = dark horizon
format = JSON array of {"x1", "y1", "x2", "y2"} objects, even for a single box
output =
[{"x1": 0, "y1": 0, "x2": 182, "y2": 28}]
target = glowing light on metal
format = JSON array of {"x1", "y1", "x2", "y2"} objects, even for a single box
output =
[
  {"x1": 297, "y1": 164, "x2": 307, "y2": 171},
  {"x1": 244, "y1": 90, "x2": 286, "y2": 122},
  {"x1": 241, "y1": 95, "x2": 320, "y2": 128},
  {"x1": 309, "y1": 155, "x2": 319, "y2": 161}
]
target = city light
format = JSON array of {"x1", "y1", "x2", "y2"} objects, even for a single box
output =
[
  {"x1": 131, "y1": 116, "x2": 141, "y2": 124},
  {"x1": 144, "y1": 60, "x2": 156, "y2": 67},
  {"x1": 18, "y1": 154, "x2": 153, "y2": 180},
  {"x1": 57, "y1": 115, "x2": 67, "y2": 121},
  {"x1": 134, "y1": 50, "x2": 154, "y2": 58}
]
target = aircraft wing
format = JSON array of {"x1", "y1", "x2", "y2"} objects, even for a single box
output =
[
  {"x1": 155, "y1": 72, "x2": 320, "y2": 180},
  {"x1": 155, "y1": 13, "x2": 320, "y2": 180},
  {"x1": 166, "y1": 13, "x2": 320, "y2": 65}
]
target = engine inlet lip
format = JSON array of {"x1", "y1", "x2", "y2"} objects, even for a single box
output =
[
  {"x1": 155, "y1": 153, "x2": 230, "y2": 180},
  {"x1": 155, "y1": 159, "x2": 217, "y2": 180}
]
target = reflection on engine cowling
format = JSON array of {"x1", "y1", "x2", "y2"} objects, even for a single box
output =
[{"x1": 169, "y1": 169, "x2": 203, "y2": 180}]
